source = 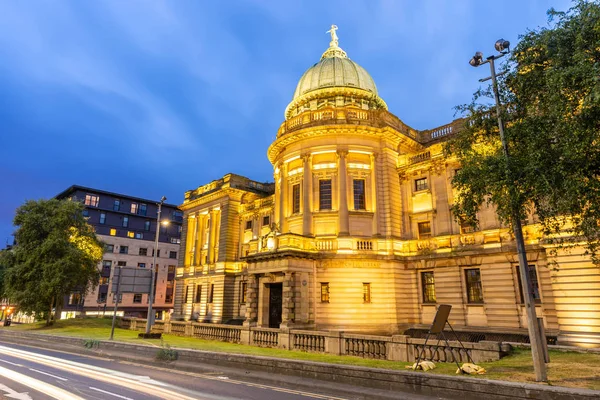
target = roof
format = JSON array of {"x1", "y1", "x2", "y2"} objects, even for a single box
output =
[{"x1": 55, "y1": 185, "x2": 181, "y2": 209}]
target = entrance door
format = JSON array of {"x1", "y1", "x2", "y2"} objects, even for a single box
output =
[{"x1": 268, "y1": 283, "x2": 282, "y2": 328}]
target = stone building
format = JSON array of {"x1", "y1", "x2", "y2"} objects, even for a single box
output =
[
  {"x1": 173, "y1": 32, "x2": 600, "y2": 347},
  {"x1": 57, "y1": 185, "x2": 182, "y2": 319}
]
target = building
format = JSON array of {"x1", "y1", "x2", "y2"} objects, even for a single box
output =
[
  {"x1": 173, "y1": 30, "x2": 600, "y2": 347},
  {"x1": 56, "y1": 185, "x2": 182, "y2": 320}
]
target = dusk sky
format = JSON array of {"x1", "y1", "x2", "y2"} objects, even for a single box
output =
[{"x1": 0, "y1": 0, "x2": 571, "y2": 245}]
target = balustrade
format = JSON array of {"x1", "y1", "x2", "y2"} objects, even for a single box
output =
[
  {"x1": 252, "y1": 328, "x2": 279, "y2": 347},
  {"x1": 344, "y1": 335, "x2": 389, "y2": 359},
  {"x1": 291, "y1": 331, "x2": 326, "y2": 352}
]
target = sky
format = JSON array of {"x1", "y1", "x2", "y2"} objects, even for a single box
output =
[{"x1": 0, "y1": 0, "x2": 572, "y2": 246}]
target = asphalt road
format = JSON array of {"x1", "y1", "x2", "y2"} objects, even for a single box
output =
[{"x1": 0, "y1": 342, "x2": 443, "y2": 400}]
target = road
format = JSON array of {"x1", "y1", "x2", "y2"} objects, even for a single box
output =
[{"x1": 0, "y1": 342, "x2": 442, "y2": 400}]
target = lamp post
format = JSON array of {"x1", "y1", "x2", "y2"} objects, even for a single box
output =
[
  {"x1": 145, "y1": 196, "x2": 167, "y2": 334},
  {"x1": 469, "y1": 40, "x2": 547, "y2": 382}
]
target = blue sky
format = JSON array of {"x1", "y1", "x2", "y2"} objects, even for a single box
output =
[{"x1": 0, "y1": 0, "x2": 571, "y2": 245}]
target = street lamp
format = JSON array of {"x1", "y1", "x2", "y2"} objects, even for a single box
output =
[
  {"x1": 145, "y1": 196, "x2": 167, "y2": 334},
  {"x1": 469, "y1": 40, "x2": 547, "y2": 382}
]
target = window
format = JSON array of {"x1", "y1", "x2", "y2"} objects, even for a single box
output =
[
  {"x1": 353, "y1": 179, "x2": 366, "y2": 210},
  {"x1": 171, "y1": 238, "x2": 181, "y2": 244},
  {"x1": 105, "y1": 244, "x2": 114, "y2": 253},
  {"x1": 138, "y1": 263, "x2": 146, "y2": 268},
  {"x1": 152, "y1": 249, "x2": 160, "y2": 257},
  {"x1": 184, "y1": 286, "x2": 190, "y2": 303},
  {"x1": 119, "y1": 246, "x2": 128, "y2": 254},
  {"x1": 69, "y1": 293, "x2": 82, "y2": 305},
  {"x1": 99, "y1": 277, "x2": 109, "y2": 285},
  {"x1": 122, "y1": 217, "x2": 129, "y2": 228},
  {"x1": 263, "y1": 215, "x2": 270, "y2": 226},
  {"x1": 113, "y1": 200, "x2": 120, "y2": 211},
  {"x1": 101, "y1": 260, "x2": 112, "y2": 275},
  {"x1": 172, "y1": 211, "x2": 184, "y2": 222},
  {"x1": 135, "y1": 233, "x2": 143, "y2": 239},
  {"x1": 292, "y1": 184, "x2": 301, "y2": 214},
  {"x1": 415, "y1": 177, "x2": 428, "y2": 192},
  {"x1": 110, "y1": 228, "x2": 117, "y2": 236},
  {"x1": 465, "y1": 268, "x2": 484, "y2": 303},
  {"x1": 245, "y1": 220, "x2": 253, "y2": 230},
  {"x1": 320, "y1": 283, "x2": 330, "y2": 303},
  {"x1": 113, "y1": 293, "x2": 123, "y2": 304},
  {"x1": 421, "y1": 271, "x2": 436, "y2": 303},
  {"x1": 169, "y1": 251, "x2": 177, "y2": 259},
  {"x1": 194, "y1": 285, "x2": 202, "y2": 303},
  {"x1": 82, "y1": 209, "x2": 89, "y2": 217},
  {"x1": 208, "y1": 284, "x2": 215, "y2": 303},
  {"x1": 98, "y1": 292, "x2": 107, "y2": 303},
  {"x1": 516, "y1": 265, "x2": 541, "y2": 304},
  {"x1": 240, "y1": 282, "x2": 248, "y2": 304},
  {"x1": 85, "y1": 194, "x2": 99, "y2": 207},
  {"x1": 130, "y1": 203, "x2": 138, "y2": 214},
  {"x1": 117, "y1": 261, "x2": 127, "y2": 266},
  {"x1": 127, "y1": 231, "x2": 134, "y2": 238},
  {"x1": 139, "y1": 204, "x2": 147, "y2": 216},
  {"x1": 363, "y1": 283, "x2": 371, "y2": 303},
  {"x1": 139, "y1": 248, "x2": 147, "y2": 256},
  {"x1": 144, "y1": 220, "x2": 151, "y2": 231},
  {"x1": 99, "y1": 213, "x2": 106, "y2": 224},
  {"x1": 168, "y1": 265, "x2": 176, "y2": 274},
  {"x1": 417, "y1": 221, "x2": 431, "y2": 238},
  {"x1": 319, "y1": 179, "x2": 332, "y2": 210},
  {"x1": 133, "y1": 294, "x2": 142, "y2": 303}
]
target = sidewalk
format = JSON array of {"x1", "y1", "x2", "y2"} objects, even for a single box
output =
[{"x1": 0, "y1": 329, "x2": 598, "y2": 400}]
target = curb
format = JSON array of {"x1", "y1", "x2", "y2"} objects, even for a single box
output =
[{"x1": 0, "y1": 330, "x2": 598, "y2": 400}]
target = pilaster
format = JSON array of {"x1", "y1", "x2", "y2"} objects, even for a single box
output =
[
  {"x1": 302, "y1": 154, "x2": 313, "y2": 236},
  {"x1": 337, "y1": 149, "x2": 349, "y2": 236},
  {"x1": 243, "y1": 274, "x2": 258, "y2": 327}
]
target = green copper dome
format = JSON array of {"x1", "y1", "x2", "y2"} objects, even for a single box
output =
[{"x1": 292, "y1": 48, "x2": 378, "y2": 100}]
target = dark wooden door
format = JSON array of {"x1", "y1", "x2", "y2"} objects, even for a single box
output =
[{"x1": 268, "y1": 283, "x2": 282, "y2": 328}]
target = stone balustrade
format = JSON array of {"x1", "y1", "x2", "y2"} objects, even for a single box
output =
[
  {"x1": 120, "y1": 318, "x2": 508, "y2": 363},
  {"x1": 240, "y1": 226, "x2": 542, "y2": 259}
]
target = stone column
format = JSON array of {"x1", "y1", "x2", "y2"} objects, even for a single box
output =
[
  {"x1": 207, "y1": 209, "x2": 217, "y2": 264},
  {"x1": 197, "y1": 214, "x2": 206, "y2": 266},
  {"x1": 243, "y1": 274, "x2": 258, "y2": 327},
  {"x1": 279, "y1": 163, "x2": 289, "y2": 233},
  {"x1": 302, "y1": 153, "x2": 313, "y2": 236},
  {"x1": 280, "y1": 272, "x2": 295, "y2": 329},
  {"x1": 338, "y1": 149, "x2": 350, "y2": 236},
  {"x1": 370, "y1": 153, "x2": 380, "y2": 236},
  {"x1": 274, "y1": 163, "x2": 281, "y2": 230},
  {"x1": 191, "y1": 214, "x2": 199, "y2": 266}
]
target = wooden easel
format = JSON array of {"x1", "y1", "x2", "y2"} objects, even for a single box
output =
[{"x1": 414, "y1": 304, "x2": 475, "y2": 372}]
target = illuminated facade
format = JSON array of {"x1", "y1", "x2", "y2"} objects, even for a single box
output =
[{"x1": 173, "y1": 31, "x2": 600, "y2": 347}]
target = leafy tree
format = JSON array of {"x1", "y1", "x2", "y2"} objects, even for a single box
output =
[
  {"x1": 448, "y1": 0, "x2": 600, "y2": 263},
  {"x1": 3, "y1": 199, "x2": 103, "y2": 324}
]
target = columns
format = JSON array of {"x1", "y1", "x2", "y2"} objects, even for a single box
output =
[
  {"x1": 207, "y1": 209, "x2": 218, "y2": 264},
  {"x1": 302, "y1": 154, "x2": 313, "y2": 236},
  {"x1": 191, "y1": 214, "x2": 199, "y2": 266},
  {"x1": 338, "y1": 149, "x2": 349, "y2": 236},
  {"x1": 243, "y1": 274, "x2": 258, "y2": 327},
  {"x1": 281, "y1": 272, "x2": 295, "y2": 329},
  {"x1": 279, "y1": 163, "x2": 288, "y2": 233},
  {"x1": 197, "y1": 214, "x2": 206, "y2": 265},
  {"x1": 370, "y1": 153, "x2": 380, "y2": 236}
]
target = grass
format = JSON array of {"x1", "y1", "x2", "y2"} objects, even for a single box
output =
[{"x1": 5, "y1": 318, "x2": 600, "y2": 391}]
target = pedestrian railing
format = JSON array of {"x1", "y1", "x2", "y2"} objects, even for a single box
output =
[{"x1": 118, "y1": 318, "x2": 507, "y2": 363}]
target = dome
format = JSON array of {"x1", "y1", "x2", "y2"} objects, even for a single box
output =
[{"x1": 292, "y1": 43, "x2": 378, "y2": 100}]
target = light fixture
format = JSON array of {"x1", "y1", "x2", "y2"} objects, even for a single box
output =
[
  {"x1": 494, "y1": 39, "x2": 510, "y2": 52},
  {"x1": 469, "y1": 51, "x2": 484, "y2": 67}
]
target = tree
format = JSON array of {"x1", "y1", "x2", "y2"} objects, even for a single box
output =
[
  {"x1": 2, "y1": 199, "x2": 103, "y2": 324},
  {"x1": 448, "y1": 0, "x2": 600, "y2": 263}
]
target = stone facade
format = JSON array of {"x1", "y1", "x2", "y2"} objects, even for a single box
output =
[{"x1": 174, "y1": 36, "x2": 600, "y2": 347}]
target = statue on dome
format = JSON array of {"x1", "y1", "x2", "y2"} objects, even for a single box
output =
[{"x1": 326, "y1": 24, "x2": 339, "y2": 47}]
